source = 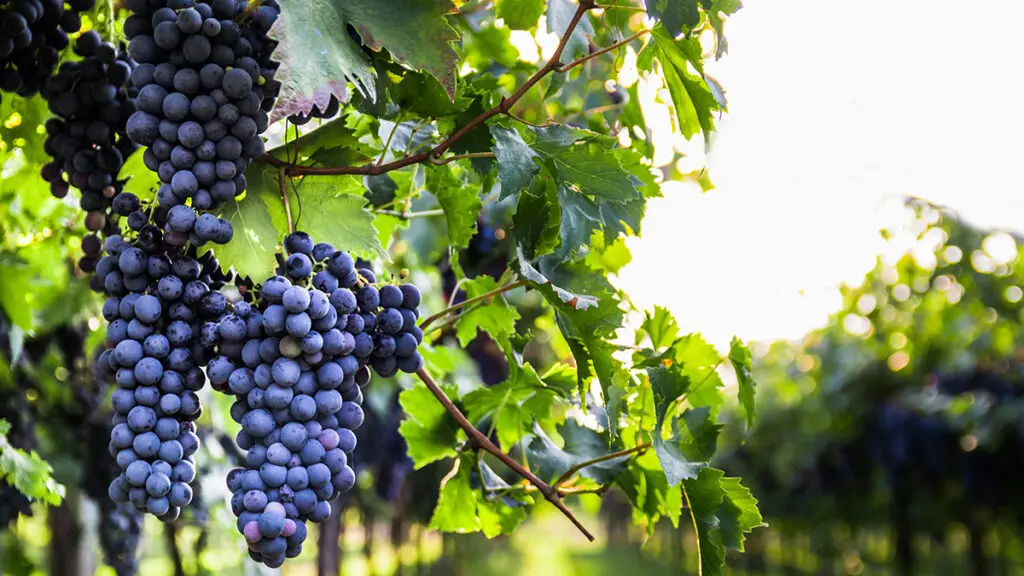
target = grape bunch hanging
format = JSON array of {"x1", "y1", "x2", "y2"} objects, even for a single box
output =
[
  {"x1": 123, "y1": 0, "x2": 280, "y2": 245},
  {"x1": 202, "y1": 232, "x2": 423, "y2": 566}
]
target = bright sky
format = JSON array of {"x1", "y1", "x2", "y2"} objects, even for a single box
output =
[{"x1": 617, "y1": 0, "x2": 1024, "y2": 349}]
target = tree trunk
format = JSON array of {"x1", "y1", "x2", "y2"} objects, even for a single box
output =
[
  {"x1": 317, "y1": 502, "x2": 343, "y2": 576},
  {"x1": 48, "y1": 499, "x2": 82, "y2": 576},
  {"x1": 966, "y1": 515, "x2": 988, "y2": 576}
]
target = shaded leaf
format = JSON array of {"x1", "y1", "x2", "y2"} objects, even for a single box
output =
[
  {"x1": 491, "y1": 125, "x2": 540, "y2": 200},
  {"x1": 429, "y1": 457, "x2": 479, "y2": 532},
  {"x1": 512, "y1": 179, "x2": 561, "y2": 259},
  {"x1": 454, "y1": 275, "x2": 521, "y2": 348},
  {"x1": 729, "y1": 336, "x2": 756, "y2": 428},
  {"x1": 270, "y1": 0, "x2": 460, "y2": 119},
  {"x1": 645, "y1": 0, "x2": 700, "y2": 38},
  {"x1": 529, "y1": 420, "x2": 628, "y2": 484},
  {"x1": 463, "y1": 361, "x2": 566, "y2": 448}
]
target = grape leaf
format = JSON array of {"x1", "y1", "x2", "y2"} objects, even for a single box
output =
[
  {"x1": 269, "y1": 0, "x2": 460, "y2": 120},
  {"x1": 645, "y1": 0, "x2": 701, "y2": 38},
  {"x1": 718, "y1": 476, "x2": 765, "y2": 551},
  {"x1": 118, "y1": 148, "x2": 160, "y2": 203},
  {"x1": 616, "y1": 449, "x2": 683, "y2": 532},
  {"x1": 265, "y1": 117, "x2": 377, "y2": 169},
  {"x1": 429, "y1": 457, "x2": 479, "y2": 532},
  {"x1": 0, "y1": 420, "x2": 65, "y2": 505},
  {"x1": 546, "y1": 0, "x2": 594, "y2": 64},
  {"x1": 512, "y1": 179, "x2": 561, "y2": 259},
  {"x1": 638, "y1": 305, "x2": 680, "y2": 349},
  {"x1": 637, "y1": 24, "x2": 723, "y2": 141},
  {"x1": 517, "y1": 246, "x2": 599, "y2": 310},
  {"x1": 684, "y1": 467, "x2": 728, "y2": 574},
  {"x1": 649, "y1": 365, "x2": 704, "y2": 485},
  {"x1": 0, "y1": 258, "x2": 35, "y2": 331},
  {"x1": 212, "y1": 190, "x2": 280, "y2": 282},
  {"x1": 683, "y1": 467, "x2": 764, "y2": 575},
  {"x1": 729, "y1": 336, "x2": 756, "y2": 428},
  {"x1": 257, "y1": 173, "x2": 385, "y2": 260},
  {"x1": 497, "y1": 0, "x2": 545, "y2": 29},
  {"x1": 528, "y1": 420, "x2": 628, "y2": 484},
  {"x1": 398, "y1": 383, "x2": 461, "y2": 468},
  {"x1": 709, "y1": 0, "x2": 744, "y2": 59},
  {"x1": 429, "y1": 167, "x2": 482, "y2": 252},
  {"x1": 490, "y1": 125, "x2": 540, "y2": 201},
  {"x1": 463, "y1": 361, "x2": 566, "y2": 449},
  {"x1": 454, "y1": 275, "x2": 521, "y2": 348},
  {"x1": 532, "y1": 134, "x2": 641, "y2": 204}
]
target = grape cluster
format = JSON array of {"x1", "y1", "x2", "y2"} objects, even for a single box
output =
[
  {"x1": 122, "y1": 0, "x2": 280, "y2": 245},
  {"x1": 0, "y1": 0, "x2": 94, "y2": 97},
  {"x1": 97, "y1": 236, "x2": 231, "y2": 520},
  {"x1": 39, "y1": 31, "x2": 138, "y2": 271},
  {"x1": 201, "y1": 232, "x2": 423, "y2": 567}
]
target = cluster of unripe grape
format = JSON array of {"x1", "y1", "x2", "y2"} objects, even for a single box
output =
[{"x1": 201, "y1": 232, "x2": 423, "y2": 566}]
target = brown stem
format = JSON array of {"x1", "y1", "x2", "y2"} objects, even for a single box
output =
[
  {"x1": 418, "y1": 279, "x2": 527, "y2": 331},
  {"x1": 431, "y1": 152, "x2": 497, "y2": 166},
  {"x1": 266, "y1": 0, "x2": 598, "y2": 177},
  {"x1": 278, "y1": 167, "x2": 294, "y2": 234},
  {"x1": 416, "y1": 368, "x2": 595, "y2": 541},
  {"x1": 553, "y1": 442, "x2": 651, "y2": 488},
  {"x1": 556, "y1": 28, "x2": 650, "y2": 73}
]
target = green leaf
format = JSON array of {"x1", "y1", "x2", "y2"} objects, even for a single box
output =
[
  {"x1": 729, "y1": 336, "x2": 756, "y2": 428},
  {"x1": 512, "y1": 179, "x2": 561, "y2": 259},
  {"x1": 709, "y1": 0, "x2": 743, "y2": 59},
  {"x1": 118, "y1": 148, "x2": 160, "y2": 204},
  {"x1": 398, "y1": 383, "x2": 462, "y2": 467},
  {"x1": 497, "y1": 0, "x2": 545, "y2": 29},
  {"x1": 639, "y1": 305, "x2": 681, "y2": 349},
  {"x1": 429, "y1": 457, "x2": 480, "y2": 532},
  {"x1": 528, "y1": 420, "x2": 628, "y2": 484},
  {"x1": 463, "y1": 361, "x2": 566, "y2": 448},
  {"x1": 463, "y1": 24, "x2": 519, "y2": 70},
  {"x1": 0, "y1": 420, "x2": 65, "y2": 506},
  {"x1": 684, "y1": 467, "x2": 727, "y2": 575},
  {"x1": 266, "y1": 117, "x2": 377, "y2": 169},
  {"x1": 291, "y1": 189, "x2": 383, "y2": 258},
  {"x1": 454, "y1": 275, "x2": 521, "y2": 348},
  {"x1": 638, "y1": 24, "x2": 723, "y2": 141},
  {"x1": 645, "y1": 0, "x2": 700, "y2": 38},
  {"x1": 364, "y1": 174, "x2": 398, "y2": 207},
  {"x1": 490, "y1": 125, "x2": 540, "y2": 201},
  {"x1": 682, "y1": 467, "x2": 764, "y2": 575},
  {"x1": 649, "y1": 365, "x2": 703, "y2": 485},
  {"x1": 530, "y1": 125, "x2": 640, "y2": 204},
  {"x1": 673, "y1": 333, "x2": 726, "y2": 415},
  {"x1": 212, "y1": 191, "x2": 281, "y2": 282},
  {"x1": 0, "y1": 259, "x2": 35, "y2": 331},
  {"x1": 616, "y1": 449, "x2": 683, "y2": 532},
  {"x1": 677, "y1": 406, "x2": 721, "y2": 462},
  {"x1": 270, "y1": 0, "x2": 460, "y2": 119},
  {"x1": 717, "y1": 476, "x2": 764, "y2": 552},
  {"x1": 429, "y1": 167, "x2": 482, "y2": 252},
  {"x1": 546, "y1": 0, "x2": 594, "y2": 64}
]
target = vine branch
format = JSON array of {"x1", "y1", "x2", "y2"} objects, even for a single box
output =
[
  {"x1": 264, "y1": 0, "x2": 599, "y2": 177},
  {"x1": 418, "y1": 278, "x2": 527, "y2": 331},
  {"x1": 278, "y1": 167, "x2": 294, "y2": 234},
  {"x1": 416, "y1": 368, "x2": 596, "y2": 541},
  {"x1": 374, "y1": 208, "x2": 445, "y2": 220},
  {"x1": 552, "y1": 442, "x2": 651, "y2": 488}
]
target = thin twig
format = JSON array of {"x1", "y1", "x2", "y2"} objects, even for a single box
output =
[
  {"x1": 419, "y1": 279, "x2": 527, "y2": 331},
  {"x1": 374, "y1": 208, "x2": 445, "y2": 220},
  {"x1": 431, "y1": 152, "x2": 497, "y2": 165},
  {"x1": 683, "y1": 484, "x2": 704, "y2": 575},
  {"x1": 267, "y1": 0, "x2": 599, "y2": 178},
  {"x1": 556, "y1": 28, "x2": 650, "y2": 73},
  {"x1": 417, "y1": 368, "x2": 596, "y2": 541},
  {"x1": 505, "y1": 109, "x2": 554, "y2": 128},
  {"x1": 553, "y1": 442, "x2": 651, "y2": 488},
  {"x1": 278, "y1": 167, "x2": 294, "y2": 234}
]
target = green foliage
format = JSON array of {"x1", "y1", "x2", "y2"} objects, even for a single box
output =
[
  {"x1": 0, "y1": 421, "x2": 64, "y2": 506},
  {"x1": 0, "y1": 0, "x2": 761, "y2": 572}
]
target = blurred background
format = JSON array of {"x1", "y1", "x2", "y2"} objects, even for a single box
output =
[{"x1": 4, "y1": 0, "x2": 1024, "y2": 575}]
